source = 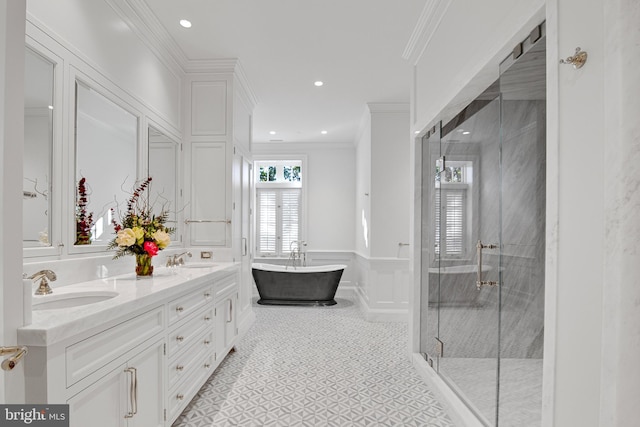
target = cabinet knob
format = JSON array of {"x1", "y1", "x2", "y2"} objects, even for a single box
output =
[
  {"x1": 204, "y1": 363, "x2": 211, "y2": 369},
  {"x1": 204, "y1": 292, "x2": 211, "y2": 298},
  {"x1": 176, "y1": 306, "x2": 184, "y2": 312},
  {"x1": 204, "y1": 340, "x2": 211, "y2": 345},
  {"x1": 176, "y1": 394, "x2": 184, "y2": 400},
  {"x1": 204, "y1": 316, "x2": 211, "y2": 321},
  {"x1": 176, "y1": 365, "x2": 184, "y2": 371},
  {"x1": 176, "y1": 336, "x2": 184, "y2": 342}
]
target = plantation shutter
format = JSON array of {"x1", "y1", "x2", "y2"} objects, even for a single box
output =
[
  {"x1": 444, "y1": 190, "x2": 464, "y2": 255},
  {"x1": 435, "y1": 188, "x2": 466, "y2": 256},
  {"x1": 281, "y1": 189, "x2": 301, "y2": 253},
  {"x1": 256, "y1": 188, "x2": 301, "y2": 256},
  {"x1": 257, "y1": 190, "x2": 277, "y2": 255}
]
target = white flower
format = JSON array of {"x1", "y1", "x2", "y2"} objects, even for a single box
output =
[
  {"x1": 115, "y1": 228, "x2": 136, "y2": 247},
  {"x1": 153, "y1": 229, "x2": 171, "y2": 249}
]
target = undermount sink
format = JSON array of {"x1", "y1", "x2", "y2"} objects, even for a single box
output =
[
  {"x1": 181, "y1": 263, "x2": 217, "y2": 269},
  {"x1": 33, "y1": 290, "x2": 119, "y2": 310}
]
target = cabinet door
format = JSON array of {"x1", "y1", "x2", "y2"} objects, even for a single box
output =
[
  {"x1": 190, "y1": 141, "x2": 227, "y2": 246},
  {"x1": 68, "y1": 364, "x2": 127, "y2": 427},
  {"x1": 67, "y1": 340, "x2": 165, "y2": 427},
  {"x1": 215, "y1": 294, "x2": 237, "y2": 358},
  {"x1": 127, "y1": 340, "x2": 165, "y2": 427}
]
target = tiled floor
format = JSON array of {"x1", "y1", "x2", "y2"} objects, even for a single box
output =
[{"x1": 173, "y1": 294, "x2": 456, "y2": 427}]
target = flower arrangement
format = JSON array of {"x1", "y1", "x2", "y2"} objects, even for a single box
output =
[
  {"x1": 107, "y1": 177, "x2": 174, "y2": 276},
  {"x1": 75, "y1": 177, "x2": 94, "y2": 245}
]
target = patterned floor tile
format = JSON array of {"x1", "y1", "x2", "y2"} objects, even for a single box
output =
[{"x1": 172, "y1": 294, "x2": 455, "y2": 427}]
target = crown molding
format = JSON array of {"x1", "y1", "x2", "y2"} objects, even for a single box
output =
[{"x1": 402, "y1": 0, "x2": 452, "y2": 65}]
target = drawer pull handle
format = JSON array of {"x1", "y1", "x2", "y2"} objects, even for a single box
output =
[
  {"x1": 204, "y1": 363, "x2": 211, "y2": 369},
  {"x1": 176, "y1": 306, "x2": 184, "y2": 312},
  {"x1": 176, "y1": 365, "x2": 184, "y2": 371},
  {"x1": 124, "y1": 367, "x2": 137, "y2": 418},
  {"x1": 176, "y1": 394, "x2": 184, "y2": 400},
  {"x1": 176, "y1": 336, "x2": 184, "y2": 342},
  {"x1": 204, "y1": 316, "x2": 211, "y2": 321},
  {"x1": 204, "y1": 340, "x2": 211, "y2": 345}
]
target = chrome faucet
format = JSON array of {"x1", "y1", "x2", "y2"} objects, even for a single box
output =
[
  {"x1": 26, "y1": 270, "x2": 57, "y2": 295},
  {"x1": 166, "y1": 251, "x2": 192, "y2": 267},
  {"x1": 286, "y1": 241, "x2": 307, "y2": 269}
]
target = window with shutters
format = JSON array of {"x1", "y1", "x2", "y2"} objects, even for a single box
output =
[
  {"x1": 434, "y1": 160, "x2": 472, "y2": 258},
  {"x1": 255, "y1": 160, "x2": 304, "y2": 257}
]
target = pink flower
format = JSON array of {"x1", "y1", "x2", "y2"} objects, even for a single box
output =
[{"x1": 143, "y1": 241, "x2": 159, "y2": 257}]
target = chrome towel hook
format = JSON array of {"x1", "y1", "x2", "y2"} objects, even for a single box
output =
[{"x1": 560, "y1": 47, "x2": 588, "y2": 69}]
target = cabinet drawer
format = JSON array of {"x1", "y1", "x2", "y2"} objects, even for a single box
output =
[
  {"x1": 168, "y1": 352, "x2": 216, "y2": 422},
  {"x1": 66, "y1": 306, "x2": 164, "y2": 388},
  {"x1": 167, "y1": 306, "x2": 214, "y2": 358},
  {"x1": 167, "y1": 329, "x2": 214, "y2": 390},
  {"x1": 168, "y1": 285, "x2": 213, "y2": 325}
]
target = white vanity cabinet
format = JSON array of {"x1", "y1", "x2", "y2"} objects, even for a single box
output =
[{"x1": 21, "y1": 265, "x2": 241, "y2": 427}]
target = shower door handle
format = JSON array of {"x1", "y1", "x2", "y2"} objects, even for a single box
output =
[{"x1": 476, "y1": 240, "x2": 499, "y2": 290}]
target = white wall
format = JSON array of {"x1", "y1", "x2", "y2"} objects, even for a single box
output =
[
  {"x1": 27, "y1": 0, "x2": 182, "y2": 129},
  {"x1": 600, "y1": 2, "x2": 640, "y2": 426},
  {"x1": 355, "y1": 112, "x2": 371, "y2": 257},
  {"x1": 353, "y1": 104, "x2": 412, "y2": 321},
  {"x1": 252, "y1": 142, "x2": 356, "y2": 252},
  {"x1": 369, "y1": 105, "x2": 411, "y2": 258}
]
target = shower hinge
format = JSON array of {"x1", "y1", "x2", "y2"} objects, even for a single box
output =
[{"x1": 435, "y1": 338, "x2": 444, "y2": 357}]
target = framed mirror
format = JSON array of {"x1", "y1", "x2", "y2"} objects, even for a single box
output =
[
  {"x1": 23, "y1": 47, "x2": 54, "y2": 248},
  {"x1": 148, "y1": 125, "x2": 180, "y2": 244},
  {"x1": 74, "y1": 80, "x2": 138, "y2": 246}
]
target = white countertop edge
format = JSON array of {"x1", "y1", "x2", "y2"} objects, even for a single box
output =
[{"x1": 18, "y1": 262, "x2": 239, "y2": 347}]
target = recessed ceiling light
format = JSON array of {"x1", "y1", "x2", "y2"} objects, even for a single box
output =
[
  {"x1": 48, "y1": 105, "x2": 54, "y2": 110},
  {"x1": 321, "y1": 130, "x2": 328, "y2": 135},
  {"x1": 463, "y1": 131, "x2": 470, "y2": 135},
  {"x1": 314, "y1": 81, "x2": 324, "y2": 87},
  {"x1": 179, "y1": 19, "x2": 192, "y2": 28},
  {"x1": 414, "y1": 131, "x2": 420, "y2": 134},
  {"x1": 269, "y1": 131, "x2": 277, "y2": 135}
]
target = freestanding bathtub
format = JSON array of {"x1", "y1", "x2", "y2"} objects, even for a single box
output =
[{"x1": 251, "y1": 263, "x2": 346, "y2": 306}]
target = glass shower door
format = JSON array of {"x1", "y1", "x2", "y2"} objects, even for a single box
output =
[{"x1": 436, "y1": 92, "x2": 502, "y2": 425}]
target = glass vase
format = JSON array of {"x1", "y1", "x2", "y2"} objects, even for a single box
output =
[{"x1": 135, "y1": 254, "x2": 154, "y2": 278}]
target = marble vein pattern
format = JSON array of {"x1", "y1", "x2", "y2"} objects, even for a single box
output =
[{"x1": 173, "y1": 295, "x2": 455, "y2": 427}]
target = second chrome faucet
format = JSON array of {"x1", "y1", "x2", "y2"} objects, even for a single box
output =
[{"x1": 166, "y1": 252, "x2": 192, "y2": 268}]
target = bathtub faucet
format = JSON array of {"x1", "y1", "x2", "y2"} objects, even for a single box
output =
[{"x1": 287, "y1": 241, "x2": 307, "y2": 269}]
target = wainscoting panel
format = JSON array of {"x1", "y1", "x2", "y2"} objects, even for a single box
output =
[{"x1": 355, "y1": 254, "x2": 411, "y2": 322}]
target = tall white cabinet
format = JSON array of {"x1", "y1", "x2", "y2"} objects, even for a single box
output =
[{"x1": 183, "y1": 61, "x2": 256, "y2": 334}]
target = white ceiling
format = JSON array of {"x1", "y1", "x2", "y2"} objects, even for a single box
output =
[{"x1": 142, "y1": 0, "x2": 425, "y2": 144}]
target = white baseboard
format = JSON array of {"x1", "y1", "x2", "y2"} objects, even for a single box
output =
[
  {"x1": 412, "y1": 353, "x2": 485, "y2": 427},
  {"x1": 354, "y1": 286, "x2": 408, "y2": 322}
]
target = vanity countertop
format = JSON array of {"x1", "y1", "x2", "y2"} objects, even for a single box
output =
[{"x1": 18, "y1": 262, "x2": 239, "y2": 347}]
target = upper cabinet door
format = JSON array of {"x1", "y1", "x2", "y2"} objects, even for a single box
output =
[{"x1": 189, "y1": 142, "x2": 227, "y2": 246}]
